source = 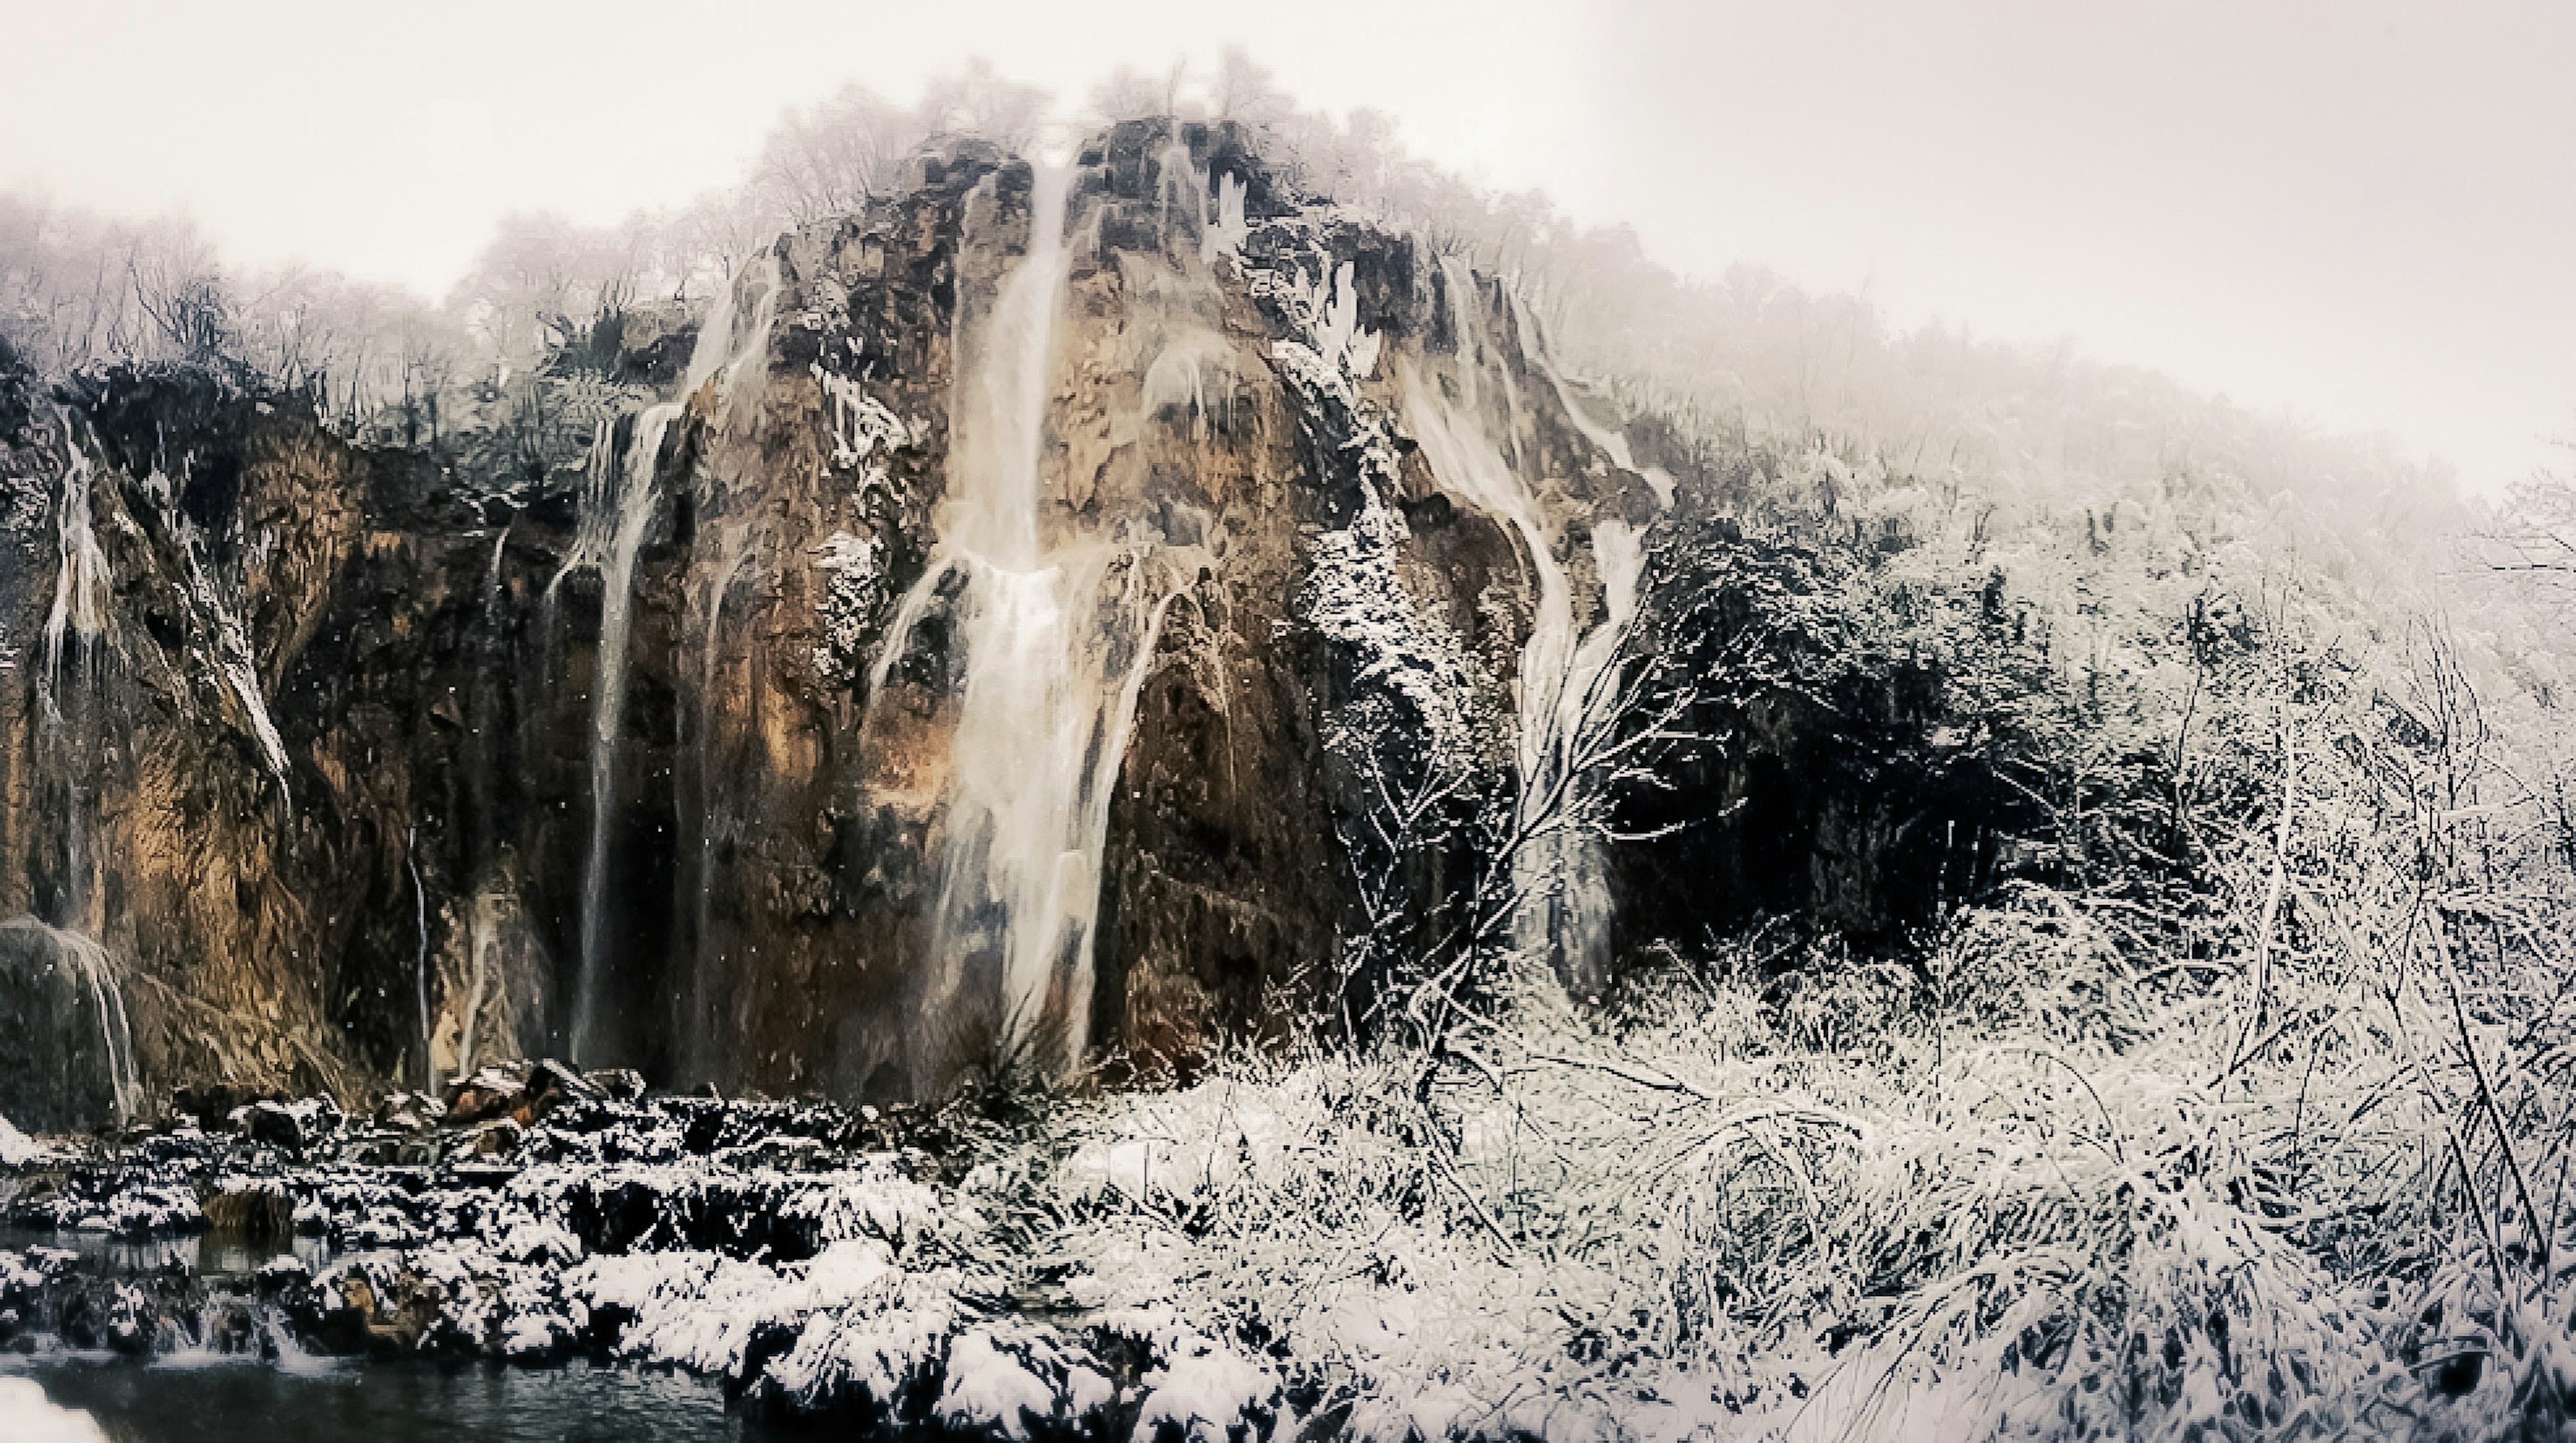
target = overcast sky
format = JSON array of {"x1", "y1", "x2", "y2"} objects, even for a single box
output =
[{"x1": 3, "y1": 0, "x2": 2569, "y2": 492}]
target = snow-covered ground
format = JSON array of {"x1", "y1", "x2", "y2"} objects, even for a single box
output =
[{"x1": 1, "y1": 931, "x2": 2566, "y2": 1443}]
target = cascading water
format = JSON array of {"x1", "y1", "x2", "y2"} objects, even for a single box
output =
[
  {"x1": 560, "y1": 253, "x2": 780, "y2": 1066},
  {"x1": 1509, "y1": 292, "x2": 1677, "y2": 509},
  {"x1": 31, "y1": 422, "x2": 140, "y2": 1113},
  {"x1": 680, "y1": 526, "x2": 755, "y2": 1085},
  {"x1": 38, "y1": 415, "x2": 107, "y2": 926},
  {"x1": 888, "y1": 160, "x2": 1174, "y2": 1082},
  {"x1": 561, "y1": 400, "x2": 679, "y2": 1066},
  {"x1": 455, "y1": 523, "x2": 511, "y2": 1083},
  {"x1": 669, "y1": 254, "x2": 783, "y2": 1084},
  {"x1": 1401, "y1": 270, "x2": 1647, "y2": 998},
  {"x1": 3, "y1": 917, "x2": 144, "y2": 1125},
  {"x1": 172, "y1": 506, "x2": 292, "y2": 807}
]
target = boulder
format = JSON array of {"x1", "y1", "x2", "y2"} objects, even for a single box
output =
[
  {"x1": 231, "y1": 1097, "x2": 342, "y2": 1154},
  {"x1": 444, "y1": 1059, "x2": 595, "y2": 1127}
]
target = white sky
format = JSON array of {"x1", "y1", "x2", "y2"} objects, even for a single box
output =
[{"x1": 4, "y1": 0, "x2": 2569, "y2": 492}]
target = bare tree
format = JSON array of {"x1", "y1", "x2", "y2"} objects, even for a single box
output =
[
  {"x1": 747, "y1": 82, "x2": 928, "y2": 228},
  {"x1": 1210, "y1": 46, "x2": 1292, "y2": 127},
  {"x1": 1329, "y1": 558, "x2": 1725, "y2": 1073},
  {"x1": 2479, "y1": 457, "x2": 2576, "y2": 586},
  {"x1": 1083, "y1": 64, "x2": 1178, "y2": 127},
  {"x1": 917, "y1": 58, "x2": 1051, "y2": 154}
]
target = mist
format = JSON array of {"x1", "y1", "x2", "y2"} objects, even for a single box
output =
[{"x1": 6, "y1": 1, "x2": 2570, "y2": 490}]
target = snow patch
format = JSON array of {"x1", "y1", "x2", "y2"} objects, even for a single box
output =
[
  {"x1": 0, "y1": 1112, "x2": 55, "y2": 1167},
  {"x1": 0, "y1": 1377, "x2": 109, "y2": 1443}
]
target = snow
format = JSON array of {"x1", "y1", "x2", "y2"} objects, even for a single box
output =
[
  {"x1": 1121, "y1": 1314, "x2": 1280, "y2": 1443},
  {"x1": 1061, "y1": 1079, "x2": 1290, "y2": 1204},
  {"x1": 758, "y1": 1269, "x2": 963, "y2": 1415},
  {"x1": 0, "y1": 1112, "x2": 50, "y2": 1167},
  {"x1": 1299, "y1": 484, "x2": 1479, "y2": 766},
  {"x1": 812, "y1": 529, "x2": 887, "y2": 686},
  {"x1": 936, "y1": 1324, "x2": 1062, "y2": 1436},
  {"x1": 0, "y1": 1378, "x2": 108, "y2": 1443},
  {"x1": 563, "y1": 1249, "x2": 782, "y2": 1375},
  {"x1": 780, "y1": 1237, "x2": 897, "y2": 1310},
  {"x1": 493, "y1": 1220, "x2": 582, "y2": 1267},
  {"x1": 815, "y1": 364, "x2": 909, "y2": 480},
  {"x1": 1263, "y1": 261, "x2": 1379, "y2": 382}
]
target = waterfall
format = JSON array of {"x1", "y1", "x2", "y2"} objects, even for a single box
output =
[
  {"x1": 408, "y1": 827, "x2": 431, "y2": 1091},
  {"x1": 1399, "y1": 273, "x2": 1648, "y2": 998},
  {"x1": 38, "y1": 417, "x2": 107, "y2": 925},
  {"x1": 173, "y1": 511, "x2": 292, "y2": 807},
  {"x1": 36, "y1": 921, "x2": 141, "y2": 1125},
  {"x1": 31, "y1": 421, "x2": 144, "y2": 1120},
  {"x1": 562, "y1": 401, "x2": 678, "y2": 1066},
  {"x1": 1509, "y1": 293, "x2": 1677, "y2": 509},
  {"x1": 559, "y1": 252, "x2": 780, "y2": 1067},
  {"x1": 900, "y1": 161, "x2": 1172, "y2": 1081},
  {"x1": 681, "y1": 526, "x2": 755, "y2": 1085},
  {"x1": 40, "y1": 422, "x2": 107, "y2": 706}
]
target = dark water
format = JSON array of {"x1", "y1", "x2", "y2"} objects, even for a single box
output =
[{"x1": 3, "y1": 1356, "x2": 788, "y2": 1442}]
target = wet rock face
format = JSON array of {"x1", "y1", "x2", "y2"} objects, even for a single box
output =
[
  {"x1": 0, "y1": 122, "x2": 1660, "y2": 1113},
  {"x1": 0, "y1": 918, "x2": 131, "y2": 1131},
  {"x1": 625, "y1": 122, "x2": 1511, "y2": 1098},
  {"x1": 0, "y1": 364, "x2": 565, "y2": 1114}
]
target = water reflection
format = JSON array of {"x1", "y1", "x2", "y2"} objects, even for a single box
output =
[
  {"x1": 0, "y1": 1228, "x2": 335, "y2": 1279},
  {"x1": 3, "y1": 1356, "x2": 783, "y2": 1443}
]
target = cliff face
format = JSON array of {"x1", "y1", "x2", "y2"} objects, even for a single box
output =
[
  {"x1": 0, "y1": 120, "x2": 1661, "y2": 1119},
  {"x1": 0, "y1": 364, "x2": 545, "y2": 1110}
]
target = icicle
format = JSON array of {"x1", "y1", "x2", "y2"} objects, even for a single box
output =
[
  {"x1": 37, "y1": 417, "x2": 109, "y2": 926},
  {"x1": 408, "y1": 827, "x2": 431, "y2": 1093},
  {"x1": 1201, "y1": 173, "x2": 1250, "y2": 262},
  {"x1": 39, "y1": 425, "x2": 107, "y2": 708}
]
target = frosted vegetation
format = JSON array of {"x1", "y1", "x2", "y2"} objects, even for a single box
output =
[{"x1": 9, "y1": 47, "x2": 2576, "y2": 1440}]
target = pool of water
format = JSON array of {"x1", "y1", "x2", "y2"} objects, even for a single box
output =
[{"x1": 1, "y1": 1354, "x2": 790, "y2": 1442}]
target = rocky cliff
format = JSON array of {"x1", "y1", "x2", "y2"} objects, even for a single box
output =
[{"x1": 0, "y1": 120, "x2": 1668, "y2": 1120}]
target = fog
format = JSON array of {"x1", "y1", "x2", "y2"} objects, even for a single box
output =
[{"x1": 3, "y1": 0, "x2": 2569, "y2": 490}]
